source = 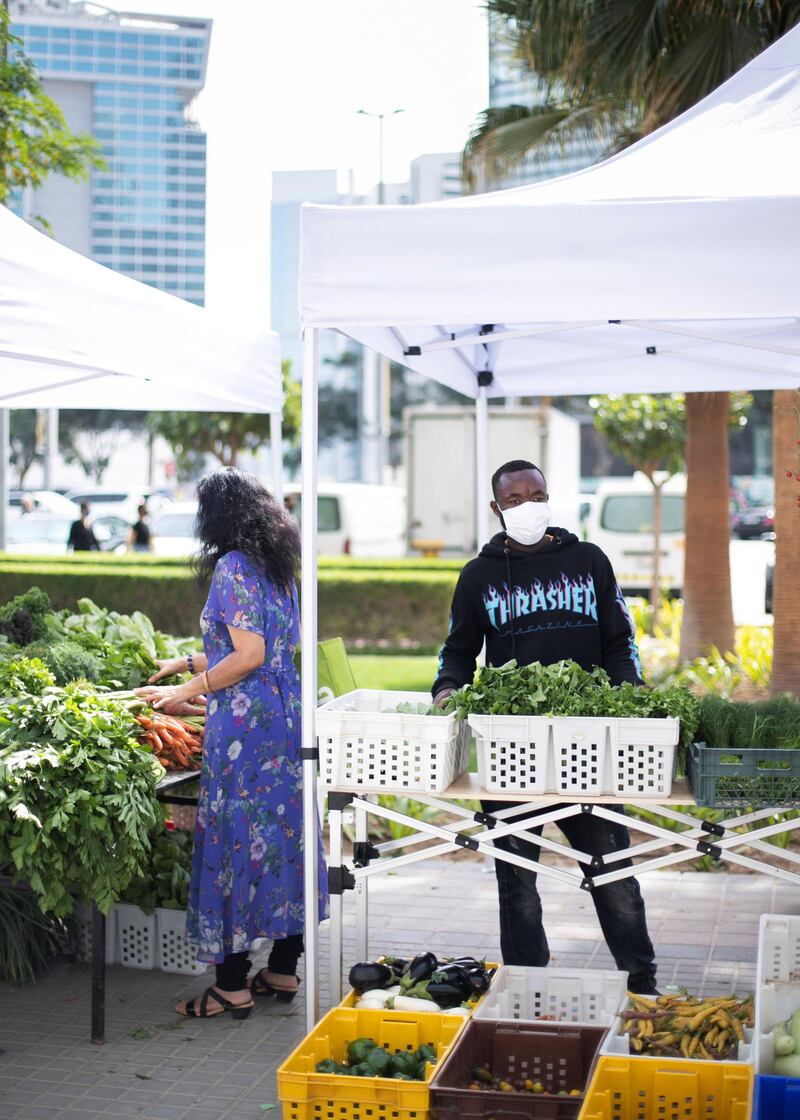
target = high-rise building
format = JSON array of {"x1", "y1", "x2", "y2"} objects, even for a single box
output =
[
  {"x1": 10, "y1": 0, "x2": 210, "y2": 305},
  {"x1": 487, "y1": 13, "x2": 604, "y2": 189}
]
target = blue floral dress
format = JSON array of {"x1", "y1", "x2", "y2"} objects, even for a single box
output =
[{"x1": 186, "y1": 550, "x2": 328, "y2": 963}]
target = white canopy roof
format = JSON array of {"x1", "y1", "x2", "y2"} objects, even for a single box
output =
[
  {"x1": 299, "y1": 26, "x2": 800, "y2": 398},
  {"x1": 0, "y1": 204, "x2": 282, "y2": 413}
]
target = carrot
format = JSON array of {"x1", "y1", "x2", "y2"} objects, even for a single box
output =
[{"x1": 137, "y1": 715, "x2": 154, "y2": 730}]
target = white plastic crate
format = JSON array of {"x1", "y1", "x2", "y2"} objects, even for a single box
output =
[
  {"x1": 316, "y1": 689, "x2": 470, "y2": 793},
  {"x1": 552, "y1": 716, "x2": 610, "y2": 795},
  {"x1": 755, "y1": 913, "x2": 800, "y2": 1073},
  {"x1": 169, "y1": 804, "x2": 197, "y2": 831},
  {"x1": 116, "y1": 903, "x2": 157, "y2": 969},
  {"x1": 471, "y1": 714, "x2": 551, "y2": 793},
  {"x1": 470, "y1": 714, "x2": 679, "y2": 797},
  {"x1": 473, "y1": 965, "x2": 627, "y2": 1026},
  {"x1": 156, "y1": 907, "x2": 208, "y2": 976},
  {"x1": 73, "y1": 901, "x2": 118, "y2": 965},
  {"x1": 609, "y1": 717, "x2": 679, "y2": 797}
]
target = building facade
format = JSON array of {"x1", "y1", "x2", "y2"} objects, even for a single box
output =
[{"x1": 10, "y1": 0, "x2": 210, "y2": 305}]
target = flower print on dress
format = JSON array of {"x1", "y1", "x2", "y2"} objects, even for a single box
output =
[
  {"x1": 227, "y1": 740, "x2": 243, "y2": 761},
  {"x1": 231, "y1": 692, "x2": 251, "y2": 718}
]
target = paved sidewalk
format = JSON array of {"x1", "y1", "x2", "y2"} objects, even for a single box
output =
[{"x1": 1, "y1": 864, "x2": 797, "y2": 1120}]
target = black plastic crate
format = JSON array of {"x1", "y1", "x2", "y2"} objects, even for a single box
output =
[
  {"x1": 687, "y1": 742, "x2": 800, "y2": 808},
  {"x1": 429, "y1": 1019, "x2": 606, "y2": 1120}
]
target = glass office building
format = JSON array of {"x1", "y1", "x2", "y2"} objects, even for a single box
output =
[{"x1": 10, "y1": 1, "x2": 210, "y2": 305}]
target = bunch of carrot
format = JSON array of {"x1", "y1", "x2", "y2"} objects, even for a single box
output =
[{"x1": 136, "y1": 712, "x2": 203, "y2": 771}]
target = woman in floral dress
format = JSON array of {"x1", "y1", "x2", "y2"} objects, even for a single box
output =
[{"x1": 138, "y1": 468, "x2": 327, "y2": 1020}]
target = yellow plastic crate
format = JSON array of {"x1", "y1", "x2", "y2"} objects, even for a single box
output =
[
  {"x1": 338, "y1": 962, "x2": 501, "y2": 1013},
  {"x1": 579, "y1": 1055, "x2": 754, "y2": 1120},
  {"x1": 277, "y1": 1006, "x2": 465, "y2": 1120}
]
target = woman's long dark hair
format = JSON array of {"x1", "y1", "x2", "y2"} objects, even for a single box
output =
[{"x1": 194, "y1": 468, "x2": 300, "y2": 590}]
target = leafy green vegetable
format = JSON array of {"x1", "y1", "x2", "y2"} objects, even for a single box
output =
[
  {"x1": 25, "y1": 640, "x2": 103, "y2": 686},
  {"x1": 0, "y1": 684, "x2": 161, "y2": 915},
  {"x1": 697, "y1": 693, "x2": 800, "y2": 750},
  {"x1": 0, "y1": 655, "x2": 55, "y2": 697},
  {"x1": 445, "y1": 660, "x2": 699, "y2": 747},
  {"x1": 120, "y1": 824, "x2": 193, "y2": 913},
  {"x1": 0, "y1": 588, "x2": 51, "y2": 647},
  {"x1": 389, "y1": 701, "x2": 444, "y2": 716}
]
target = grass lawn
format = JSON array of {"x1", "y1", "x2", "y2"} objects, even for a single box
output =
[{"x1": 349, "y1": 654, "x2": 439, "y2": 693}]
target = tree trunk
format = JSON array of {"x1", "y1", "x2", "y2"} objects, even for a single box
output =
[
  {"x1": 650, "y1": 478, "x2": 663, "y2": 626},
  {"x1": 679, "y1": 393, "x2": 735, "y2": 661},
  {"x1": 770, "y1": 390, "x2": 800, "y2": 696}
]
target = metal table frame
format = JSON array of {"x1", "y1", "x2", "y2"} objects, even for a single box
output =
[{"x1": 322, "y1": 774, "x2": 800, "y2": 1006}]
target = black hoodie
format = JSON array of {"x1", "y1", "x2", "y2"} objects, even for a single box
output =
[{"x1": 432, "y1": 528, "x2": 643, "y2": 697}]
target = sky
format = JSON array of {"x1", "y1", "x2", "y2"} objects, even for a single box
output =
[{"x1": 101, "y1": 0, "x2": 490, "y2": 327}]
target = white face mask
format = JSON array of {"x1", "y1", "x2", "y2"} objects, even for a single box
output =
[{"x1": 500, "y1": 501, "x2": 550, "y2": 546}]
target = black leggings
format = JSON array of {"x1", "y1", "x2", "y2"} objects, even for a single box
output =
[{"x1": 214, "y1": 935, "x2": 304, "y2": 991}]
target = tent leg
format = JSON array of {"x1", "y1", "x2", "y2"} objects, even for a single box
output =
[
  {"x1": 0, "y1": 410, "x2": 9, "y2": 553},
  {"x1": 45, "y1": 408, "x2": 58, "y2": 491},
  {"x1": 475, "y1": 387, "x2": 488, "y2": 551},
  {"x1": 270, "y1": 411, "x2": 284, "y2": 503},
  {"x1": 301, "y1": 328, "x2": 320, "y2": 1032}
]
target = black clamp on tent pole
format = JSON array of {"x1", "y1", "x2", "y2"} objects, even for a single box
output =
[
  {"x1": 328, "y1": 791, "x2": 353, "y2": 813},
  {"x1": 328, "y1": 866, "x2": 356, "y2": 895},
  {"x1": 581, "y1": 804, "x2": 594, "y2": 815},
  {"x1": 696, "y1": 840, "x2": 722, "y2": 861},
  {"x1": 701, "y1": 820, "x2": 725, "y2": 838},
  {"x1": 454, "y1": 833, "x2": 480, "y2": 851},
  {"x1": 477, "y1": 370, "x2": 494, "y2": 388},
  {"x1": 353, "y1": 841, "x2": 380, "y2": 868},
  {"x1": 404, "y1": 345, "x2": 422, "y2": 356},
  {"x1": 473, "y1": 811, "x2": 495, "y2": 828},
  {"x1": 301, "y1": 747, "x2": 319, "y2": 762},
  {"x1": 580, "y1": 878, "x2": 595, "y2": 892}
]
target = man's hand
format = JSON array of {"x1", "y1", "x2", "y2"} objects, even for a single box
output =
[{"x1": 433, "y1": 688, "x2": 455, "y2": 709}]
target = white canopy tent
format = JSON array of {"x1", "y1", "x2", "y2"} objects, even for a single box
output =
[
  {"x1": 297, "y1": 27, "x2": 800, "y2": 1026},
  {"x1": 0, "y1": 203, "x2": 284, "y2": 543}
]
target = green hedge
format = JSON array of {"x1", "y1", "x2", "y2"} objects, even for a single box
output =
[{"x1": 0, "y1": 560, "x2": 458, "y2": 647}]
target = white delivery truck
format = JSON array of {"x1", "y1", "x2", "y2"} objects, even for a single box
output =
[
  {"x1": 584, "y1": 473, "x2": 686, "y2": 595},
  {"x1": 284, "y1": 482, "x2": 406, "y2": 557},
  {"x1": 405, "y1": 406, "x2": 581, "y2": 555}
]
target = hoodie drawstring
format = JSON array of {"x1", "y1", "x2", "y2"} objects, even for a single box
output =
[{"x1": 504, "y1": 546, "x2": 517, "y2": 662}]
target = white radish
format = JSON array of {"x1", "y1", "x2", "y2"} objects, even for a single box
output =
[
  {"x1": 442, "y1": 1006, "x2": 471, "y2": 1016},
  {"x1": 389, "y1": 996, "x2": 437, "y2": 1013},
  {"x1": 355, "y1": 989, "x2": 394, "y2": 1007}
]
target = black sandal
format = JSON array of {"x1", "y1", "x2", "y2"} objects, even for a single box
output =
[
  {"x1": 179, "y1": 986, "x2": 254, "y2": 1020},
  {"x1": 250, "y1": 970, "x2": 301, "y2": 1004}
]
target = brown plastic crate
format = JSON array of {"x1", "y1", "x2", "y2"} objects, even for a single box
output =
[{"x1": 429, "y1": 1019, "x2": 606, "y2": 1119}]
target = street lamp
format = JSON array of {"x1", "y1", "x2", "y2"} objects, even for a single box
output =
[{"x1": 357, "y1": 108, "x2": 405, "y2": 205}]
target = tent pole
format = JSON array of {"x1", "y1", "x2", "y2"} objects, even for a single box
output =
[
  {"x1": 0, "y1": 410, "x2": 8, "y2": 552},
  {"x1": 301, "y1": 327, "x2": 320, "y2": 1031},
  {"x1": 270, "y1": 411, "x2": 284, "y2": 503},
  {"x1": 45, "y1": 408, "x2": 58, "y2": 490},
  {"x1": 475, "y1": 386, "x2": 489, "y2": 551}
]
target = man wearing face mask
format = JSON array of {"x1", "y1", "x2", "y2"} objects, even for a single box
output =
[{"x1": 432, "y1": 459, "x2": 657, "y2": 995}]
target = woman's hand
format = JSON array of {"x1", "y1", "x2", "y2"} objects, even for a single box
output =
[
  {"x1": 135, "y1": 683, "x2": 202, "y2": 711},
  {"x1": 159, "y1": 696, "x2": 207, "y2": 717},
  {"x1": 147, "y1": 657, "x2": 187, "y2": 684}
]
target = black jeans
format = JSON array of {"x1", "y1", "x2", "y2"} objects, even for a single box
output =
[
  {"x1": 482, "y1": 801, "x2": 656, "y2": 984},
  {"x1": 214, "y1": 935, "x2": 304, "y2": 991}
]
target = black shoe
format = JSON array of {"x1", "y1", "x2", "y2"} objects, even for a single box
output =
[{"x1": 627, "y1": 973, "x2": 660, "y2": 996}]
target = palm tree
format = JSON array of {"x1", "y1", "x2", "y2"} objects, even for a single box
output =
[
  {"x1": 771, "y1": 392, "x2": 800, "y2": 696},
  {"x1": 467, "y1": 0, "x2": 800, "y2": 665}
]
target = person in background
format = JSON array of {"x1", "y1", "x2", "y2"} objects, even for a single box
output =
[
  {"x1": 136, "y1": 468, "x2": 328, "y2": 1020},
  {"x1": 20, "y1": 494, "x2": 36, "y2": 516},
  {"x1": 67, "y1": 502, "x2": 99, "y2": 552},
  {"x1": 432, "y1": 458, "x2": 658, "y2": 995},
  {"x1": 128, "y1": 502, "x2": 154, "y2": 553}
]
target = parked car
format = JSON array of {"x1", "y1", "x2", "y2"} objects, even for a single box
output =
[
  {"x1": 149, "y1": 502, "x2": 198, "y2": 556},
  {"x1": 7, "y1": 489, "x2": 79, "y2": 519},
  {"x1": 583, "y1": 473, "x2": 686, "y2": 596},
  {"x1": 3, "y1": 513, "x2": 129, "y2": 555},
  {"x1": 284, "y1": 483, "x2": 406, "y2": 556},
  {"x1": 731, "y1": 477, "x2": 775, "y2": 540},
  {"x1": 63, "y1": 487, "x2": 170, "y2": 524}
]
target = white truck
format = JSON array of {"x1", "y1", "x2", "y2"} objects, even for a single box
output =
[{"x1": 404, "y1": 406, "x2": 581, "y2": 555}]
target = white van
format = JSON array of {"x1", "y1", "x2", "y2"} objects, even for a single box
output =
[
  {"x1": 585, "y1": 473, "x2": 686, "y2": 595},
  {"x1": 285, "y1": 483, "x2": 406, "y2": 557}
]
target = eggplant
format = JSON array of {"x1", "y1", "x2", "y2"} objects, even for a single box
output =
[
  {"x1": 407, "y1": 952, "x2": 438, "y2": 983},
  {"x1": 465, "y1": 968, "x2": 491, "y2": 995},
  {"x1": 430, "y1": 965, "x2": 472, "y2": 997},
  {"x1": 348, "y1": 961, "x2": 393, "y2": 994},
  {"x1": 425, "y1": 980, "x2": 468, "y2": 1009},
  {"x1": 444, "y1": 957, "x2": 483, "y2": 971}
]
